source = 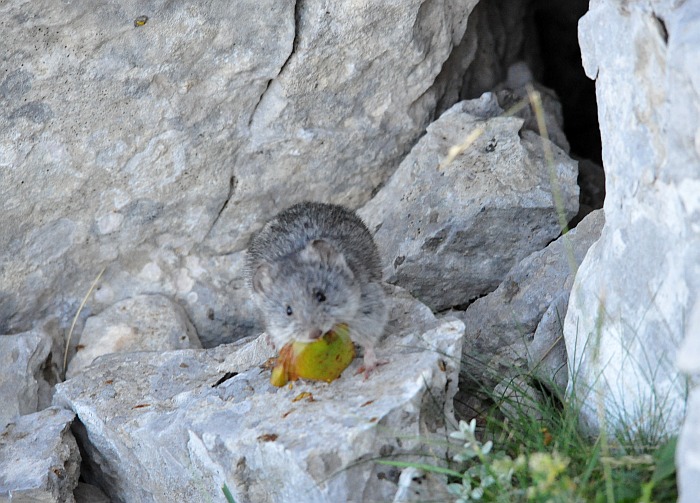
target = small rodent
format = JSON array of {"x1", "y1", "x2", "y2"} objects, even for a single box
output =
[{"x1": 246, "y1": 201, "x2": 388, "y2": 374}]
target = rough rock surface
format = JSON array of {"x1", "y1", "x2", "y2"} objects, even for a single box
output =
[
  {"x1": 434, "y1": 0, "x2": 538, "y2": 115},
  {"x1": 676, "y1": 299, "x2": 700, "y2": 503},
  {"x1": 393, "y1": 468, "x2": 452, "y2": 503},
  {"x1": 456, "y1": 209, "x2": 603, "y2": 401},
  {"x1": 493, "y1": 375, "x2": 544, "y2": 422},
  {"x1": 66, "y1": 294, "x2": 201, "y2": 378},
  {"x1": 678, "y1": 387, "x2": 700, "y2": 503},
  {"x1": 360, "y1": 94, "x2": 579, "y2": 312},
  {"x1": 494, "y1": 61, "x2": 571, "y2": 154},
  {"x1": 566, "y1": 0, "x2": 700, "y2": 436},
  {"x1": 528, "y1": 293, "x2": 570, "y2": 393},
  {"x1": 0, "y1": 407, "x2": 80, "y2": 503},
  {"x1": 0, "y1": 0, "x2": 499, "y2": 349},
  {"x1": 53, "y1": 287, "x2": 464, "y2": 503},
  {"x1": 0, "y1": 329, "x2": 54, "y2": 428}
]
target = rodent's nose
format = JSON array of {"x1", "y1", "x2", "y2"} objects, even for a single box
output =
[{"x1": 309, "y1": 328, "x2": 323, "y2": 340}]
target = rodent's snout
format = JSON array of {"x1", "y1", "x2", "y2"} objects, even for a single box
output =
[{"x1": 309, "y1": 328, "x2": 323, "y2": 340}]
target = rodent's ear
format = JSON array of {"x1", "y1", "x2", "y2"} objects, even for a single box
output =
[
  {"x1": 302, "y1": 239, "x2": 352, "y2": 273},
  {"x1": 252, "y1": 263, "x2": 274, "y2": 294}
]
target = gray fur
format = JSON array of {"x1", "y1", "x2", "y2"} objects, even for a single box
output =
[{"x1": 246, "y1": 202, "x2": 387, "y2": 364}]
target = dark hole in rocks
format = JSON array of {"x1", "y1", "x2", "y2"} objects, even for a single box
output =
[
  {"x1": 533, "y1": 0, "x2": 601, "y2": 166},
  {"x1": 532, "y1": 0, "x2": 605, "y2": 226}
]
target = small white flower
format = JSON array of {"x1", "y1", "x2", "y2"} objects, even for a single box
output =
[{"x1": 471, "y1": 486, "x2": 484, "y2": 500}]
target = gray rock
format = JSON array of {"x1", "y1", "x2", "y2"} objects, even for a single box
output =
[
  {"x1": 676, "y1": 296, "x2": 700, "y2": 503},
  {"x1": 0, "y1": 0, "x2": 487, "y2": 349},
  {"x1": 0, "y1": 329, "x2": 53, "y2": 428},
  {"x1": 432, "y1": 0, "x2": 535, "y2": 115},
  {"x1": 87, "y1": 247, "x2": 255, "y2": 349},
  {"x1": 0, "y1": 407, "x2": 80, "y2": 503},
  {"x1": 493, "y1": 375, "x2": 544, "y2": 423},
  {"x1": 393, "y1": 467, "x2": 452, "y2": 503},
  {"x1": 495, "y1": 61, "x2": 571, "y2": 154},
  {"x1": 677, "y1": 386, "x2": 700, "y2": 503},
  {"x1": 0, "y1": 0, "x2": 295, "y2": 338},
  {"x1": 66, "y1": 294, "x2": 201, "y2": 378},
  {"x1": 456, "y1": 209, "x2": 603, "y2": 397},
  {"x1": 528, "y1": 293, "x2": 569, "y2": 393},
  {"x1": 53, "y1": 287, "x2": 464, "y2": 503},
  {"x1": 567, "y1": 0, "x2": 700, "y2": 436},
  {"x1": 360, "y1": 94, "x2": 579, "y2": 311},
  {"x1": 678, "y1": 298, "x2": 700, "y2": 377}
]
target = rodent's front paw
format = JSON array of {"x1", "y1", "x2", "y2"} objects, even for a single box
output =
[{"x1": 355, "y1": 346, "x2": 388, "y2": 379}]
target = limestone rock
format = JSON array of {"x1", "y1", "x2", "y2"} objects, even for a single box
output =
[
  {"x1": 677, "y1": 298, "x2": 700, "y2": 376},
  {"x1": 432, "y1": 0, "x2": 535, "y2": 115},
  {"x1": 567, "y1": 0, "x2": 700, "y2": 436},
  {"x1": 0, "y1": 329, "x2": 53, "y2": 428},
  {"x1": 493, "y1": 375, "x2": 544, "y2": 422},
  {"x1": 0, "y1": 0, "x2": 293, "y2": 338},
  {"x1": 0, "y1": 0, "x2": 484, "y2": 349},
  {"x1": 87, "y1": 247, "x2": 255, "y2": 349},
  {"x1": 360, "y1": 94, "x2": 579, "y2": 311},
  {"x1": 677, "y1": 387, "x2": 700, "y2": 503},
  {"x1": 676, "y1": 297, "x2": 700, "y2": 503},
  {"x1": 53, "y1": 287, "x2": 464, "y2": 503},
  {"x1": 456, "y1": 209, "x2": 603, "y2": 400},
  {"x1": 0, "y1": 407, "x2": 80, "y2": 503},
  {"x1": 528, "y1": 294, "x2": 569, "y2": 393},
  {"x1": 393, "y1": 468, "x2": 452, "y2": 503},
  {"x1": 66, "y1": 294, "x2": 201, "y2": 378},
  {"x1": 495, "y1": 61, "x2": 570, "y2": 154}
]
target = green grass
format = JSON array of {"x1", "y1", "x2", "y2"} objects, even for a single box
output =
[
  {"x1": 442, "y1": 376, "x2": 678, "y2": 503},
  {"x1": 222, "y1": 483, "x2": 236, "y2": 503}
]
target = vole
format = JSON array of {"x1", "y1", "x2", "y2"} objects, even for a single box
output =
[{"x1": 246, "y1": 201, "x2": 388, "y2": 375}]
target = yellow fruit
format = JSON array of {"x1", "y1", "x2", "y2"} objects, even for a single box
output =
[
  {"x1": 270, "y1": 365, "x2": 288, "y2": 387},
  {"x1": 270, "y1": 323, "x2": 355, "y2": 387}
]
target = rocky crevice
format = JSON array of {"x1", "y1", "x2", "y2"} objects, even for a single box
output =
[{"x1": 247, "y1": 0, "x2": 302, "y2": 128}]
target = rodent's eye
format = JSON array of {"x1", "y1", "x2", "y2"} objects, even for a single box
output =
[
  {"x1": 315, "y1": 290, "x2": 326, "y2": 303},
  {"x1": 286, "y1": 305, "x2": 293, "y2": 316}
]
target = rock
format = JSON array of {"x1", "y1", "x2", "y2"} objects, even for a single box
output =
[
  {"x1": 0, "y1": 0, "x2": 489, "y2": 349},
  {"x1": 567, "y1": 0, "x2": 700, "y2": 436},
  {"x1": 455, "y1": 209, "x2": 603, "y2": 400},
  {"x1": 676, "y1": 298, "x2": 700, "y2": 503},
  {"x1": 53, "y1": 287, "x2": 464, "y2": 503},
  {"x1": 528, "y1": 294, "x2": 569, "y2": 393},
  {"x1": 677, "y1": 388, "x2": 700, "y2": 503},
  {"x1": 433, "y1": 0, "x2": 535, "y2": 115},
  {"x1": 360, "y1": 94, "x2": 579, "y2": 312},
  {"x1": 88, "y1": 247, "x2": 255, "y2": 349},
  {"x1": 493, "y1": 375, "x2": 544, "y2": 422},
  {"x1": 0, "y1": 329, "x2": 54, "y2": 428},
  {"x1": 393, "y1": 467, "x2": 452, "y2": 503},
  {"x1": 495, "y1": 61, "x2": 571, "y2": 154},
  {"x1": 66, "y1": 294, "x2": 201, "y2": 378},
  {"x1": 677, "y1": 299, "x2": 700, "y2": 376},
  {"x1": 0, "y1": 0, "x2": 294, "y2": 338},
  {"x1": 0, "y1": 407, "x2": 81, "y2": 503}
]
